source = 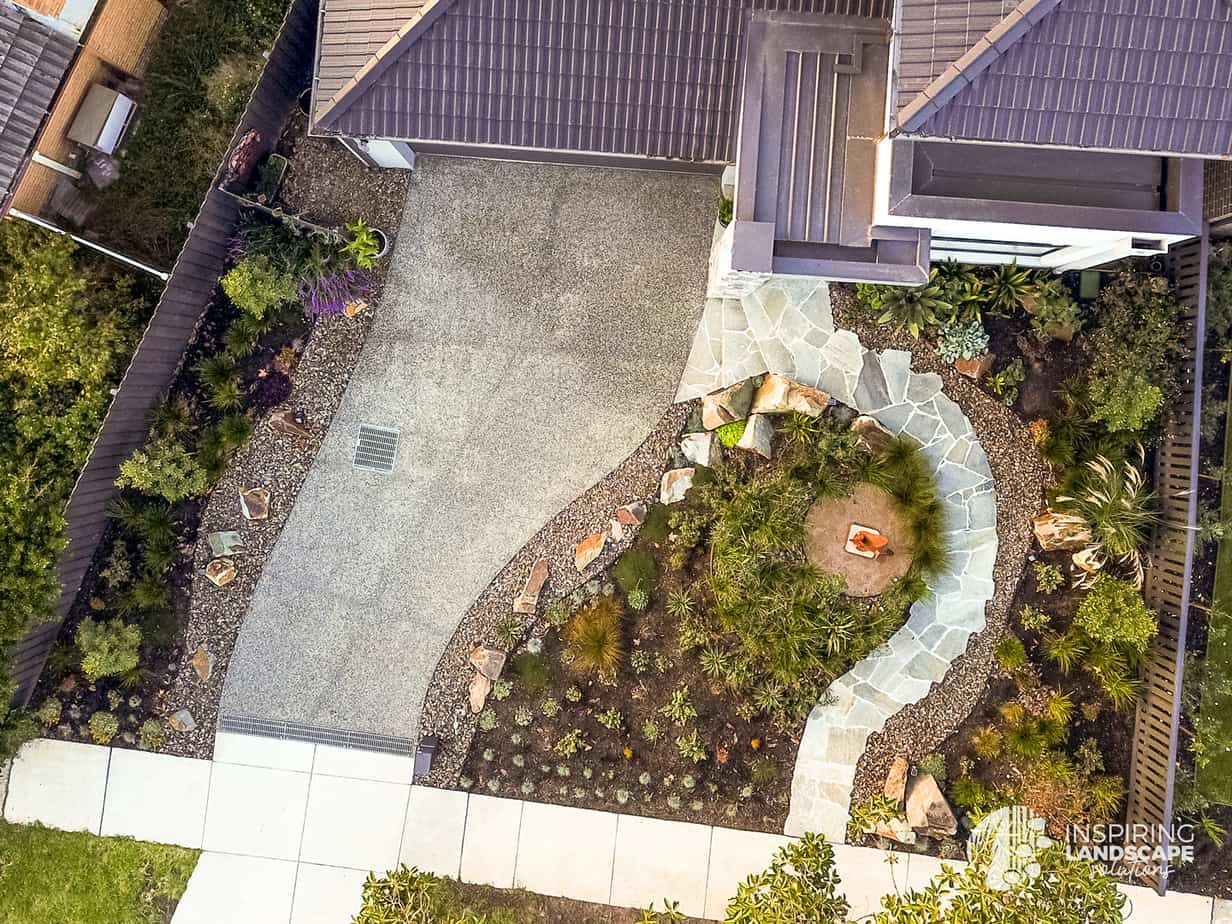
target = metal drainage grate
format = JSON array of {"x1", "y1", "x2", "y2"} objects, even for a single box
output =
[
  {"x1": 354, "y1": 424, "x2": 400, "y2": 473},
  {"x1": 218, "y1": 714, "x2": 416, "y2": 756}
]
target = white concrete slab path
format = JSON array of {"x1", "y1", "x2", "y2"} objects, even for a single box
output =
[{"x1": 0, "y1": 737, "x2": 1224, "y2": 923}]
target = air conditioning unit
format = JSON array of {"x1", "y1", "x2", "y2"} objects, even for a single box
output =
[{"x1": 67, "y1": 83, "x2": 137, "y2": 155}]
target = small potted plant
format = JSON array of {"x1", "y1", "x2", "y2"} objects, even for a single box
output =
[
  {"x1": 939, "y1": 319, "x2": 993, "y2": 379},
  {"x1": 342, "y1": 218, "x2": 389, "y2": 268}
]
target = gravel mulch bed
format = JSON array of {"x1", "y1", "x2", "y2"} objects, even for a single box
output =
[
  {"x1": 830, "y1": 286, "x2": 1052, "y2": 809},
  {"x1": 159, "y1": 136, "x2": 409, "y2": 759},
  {"x1": 418, "y1": 402, "x2": 692, "y2": 786}
]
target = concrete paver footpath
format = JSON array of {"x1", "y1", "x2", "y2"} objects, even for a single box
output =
[{"x1": 0, "y1": 737, "x2": 1223, "y2": 923}]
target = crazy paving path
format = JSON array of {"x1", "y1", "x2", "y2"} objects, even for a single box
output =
[{"x1": 677, "y1": 282, "x2": 998, "y2": 840}]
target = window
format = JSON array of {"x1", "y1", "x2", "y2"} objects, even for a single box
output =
[{"x1": 930, "y1": 236, "x2": 1063, "y2": 259}]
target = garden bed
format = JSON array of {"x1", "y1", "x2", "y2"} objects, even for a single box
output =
[
  {"x1": 451, "y1": 396, "x2": 947, "y2": 830},
  {"x1": 27, "y1": 125, "x2": 410, "y2": 759}
]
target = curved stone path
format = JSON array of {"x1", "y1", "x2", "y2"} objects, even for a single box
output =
[{"x1": 676, "y1": 282, "x2": 997, "y2": 841}]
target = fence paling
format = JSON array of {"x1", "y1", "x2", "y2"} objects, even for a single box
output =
[
  {"x1": 6, "y1": 0, "x2": 320, "y2": 706},
  {"x1": 1125, "y1": 230, "x2": 1208, "y2": 894}
]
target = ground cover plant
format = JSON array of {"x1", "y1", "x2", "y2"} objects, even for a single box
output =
[
  {"x1": 85, "y1": 0, "x2": 292, "y2": 265},
  {"x1": 0, "y1": 222, "x2": 154, "y2": 759},
  {"x1": 460, "y1": 408, "x2": 945, "y2": 829},
  {"x1": 0, "y1": 821, "x2": 198, "y2": 924},
  {"x1": 26, "y1": 207, "x2": 378, "y2": 752}
]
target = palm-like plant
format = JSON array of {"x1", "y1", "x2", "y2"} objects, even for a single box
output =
[
  {"x1": 1053, "y1": 449, "x2": 1157, "y2": 586},
  {"x1": 876, "y1": 275, "x2": 951, "y2": 338},
  {"x1": 985, "y1": 262, "x2": 1037, "y2": 315}
]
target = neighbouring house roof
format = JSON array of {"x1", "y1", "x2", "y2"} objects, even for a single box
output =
[
  {"x1": 894, "y1": 0, "x2": 1232, "y2": 157},
  {"x1": 895, "y1": 0, "x2": 1016, "y2": 109},
  {"x1": 312, "y1": 0, "x2": 893, "y2": 164},
  {"x1": 0, "y1": 0, "x2": 75, "y2": 209}
]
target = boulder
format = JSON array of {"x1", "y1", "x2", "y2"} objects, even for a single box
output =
[
  {"x1": 735, "y1": 413, "x2": 774, "y2": 458},
  {"x1": 614, "y1": 502, "x2": 647, "y2": 526},
  {"x1": 204, "y1": 558, "x2": 237, "y2": 588},
  {"x1": 169, "y1": 709, "x2": 196, "y2": 733},
  {"x1": 1033, "y1": 510, "x2": 1092, "y2": 552},
  {"x1": 239, "y1": 487, "x2": 270, "y2": 521},
  {"x1": 469, "y1": 646, "x2": 507, "y2": 681},
  {"x1": 906, "y1": 773, "x2": 958, "y2": 837},
  {"x1": 513, "y1": 558, "x2": 550, "y2": 614},
  {"x1": 468, "y1": 673, "x2": 492, "y2": 714},
  {"x1": 575, "y1": 532, "x2": 606, "y2": 571},
  {"x1": 852, "y1": 415, "x2": 896, "y2": 454},
  {"x1": 191, "y1": 645, "x2": 214, "y2": 683},
  {"x1": 660, "y1": 468, "x2": 695, "y2": 505},
  {"x1": 701, "y1": 379, "x2": 756, "y2": 430},
  {"x1": 954, "y1": 353, "x2": 996, "y2": 380},
  {"x1": 680, "y1": 431, "x2": 713, "y2": 467},
  {"x1": 343, "y1": 299, "x2": 368, "y2": 318},
  {"x1": 884, "y1": 756, "x2": 909, "y2": 806},
  {"x1": 751, "y1": 374, "x2": 830, "y2": 416},
  {"x1": 269, "y1": 408, "x2": 311, "y2": 441},
  {"x1": 207, "y1": 530, "x2": 245, "y2": 558}
]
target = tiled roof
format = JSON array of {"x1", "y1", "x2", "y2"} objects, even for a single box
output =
[
  {"x1": 313, "y1": 0, "x2": 892, "y2": 164},
  {"x1": 895, "y1": 0, "x2": 1015, "y2": 109},
  {"x1": 0, "y1": 1, "x2": 75, "y2": 208},
  {"x1": 896, "y1": 0, "x2": 1232, "y2": 157}
]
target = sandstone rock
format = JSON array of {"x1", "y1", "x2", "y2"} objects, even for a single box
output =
[
  {"x1": 513, "y1": 558, "x2": 550, "y2": 614},
  {"x1": 575, "y1": 532, "x2": 606, "y2": 571},
  {"x1": 852, "y1": 415, "x2": 896, "y2": 454},
  {"x1": 906, "y1": 773, "x2": 958, "y2": 837},
  {"x1": 468, "y1": 673, "x2": 492, "y2": 714},
  {"x1": 614, "y1": 502, "x2": 647, "y2": 526},
  {"x1": 191, "y1": 645, "x2": 214, "y2": 683},
  {"x1": 884, "y1": 756, "x2": 909, "y2": 805},
  {"x1": 610, "y1": 518, "x2": 625, "y2": 542},
  {"x1": 701, "y1": 379, "x2": 756, "y2": 430},
  {"x1": 1033, "y1": 510, "x2": 1092, "y2": 552},
  {"x1": 169, "y1": 709, "x2": 196, "y2": 733},
  {"x1": 735, "y1": 413, "x2": 774, "y2": 458},
  {"x1": 875, "y1": 817, "x2": 917, "y2": 845},
  {"x1": 239, "y1": 487, "x2": 270, "y2": 521},
  {"x1": 469, "y1": 646, "x2": 507, "y2": 681},
  {"x1": 954, "y1": 353, "x2": 996, "y2": 380},
  {"x1": 680, "y1": 432, "x2": 713, "y2": 467},
  {"x1": 269, "y1": 407, "x2": 311, "y2": 441},
  {"x1": 205, "y1": 558, "x2": 237, "y2": 587},
  {"x1": 751, "y1": 374, "x2": 830, "y2": 416},
  {"x1": 659, "y1": 468, "x2": 695, "y2": 505},
  {"x1": 343, "y1": 299, "x2": 368, "y2": 318}
]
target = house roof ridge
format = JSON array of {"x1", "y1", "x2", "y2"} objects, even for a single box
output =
[
  {"x1": 894, "y1": 0, "x2": 1063, "y2": 133},
  {"x1": 314, "y1": 0, "x2": 457, "y2": 130}
]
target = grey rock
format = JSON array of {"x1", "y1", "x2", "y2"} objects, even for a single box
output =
[
  {"x1": 680, "y1": 431, "x2": 713, "y2": 466},
  {"x1": 169, "y1": 709, "x2": 196, "y2": 733},
  {"x1": 735, "y1": 413, "x2": 775, "y2": 458},
  {"x1": 853, "y1": 352, "x2": 890, "y2": 410}
]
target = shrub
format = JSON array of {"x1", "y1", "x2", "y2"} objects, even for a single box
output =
[
  {"x1": 341, "y1": 220, "x2": 383, "y2": 270},
  {"x1": 512, "y1": 651, "x2": 550, "y2": 691},
  {"x1": 985, "y1": 358, "x2": 1025, "y2": 405},
  {"x1": 1087, "y1": 368, "x2": 1164, "y2": 434},
  {"x1": 725, "y1": 833, "x2": 849, "y2": 923},
  {"x1": 971, "y1": 725, "x2": 1003, "y2": 759},
  {"x1": 716, "y1": 419, "x2": 746, "y2": 448},
  {"x1": 937, "y1": 319, "x2": 989, "y2": 362},
  {"x1": 641, "y1": 719, "x2": 660, "y2": 742},
  {"x1": 995, "y1": 635, "x2": 1028, "y2": 673},
  {"x1": 1074, "y1": 574, "x2": 1158, "y2": 657},
  {"x1": 139, "y1": 719, "x2": 165, "y2": 750},
  {"x1": 565, "y1": 597, "x2": 624, "y2": 677},
  {"x1": 554, "y1": 728, "x2": 590, "y2": 756},
  {"x1": 659, "y1": 687, "x2": 697, "y2": 726},
  {"x1": 1032, "y1": 562, "x2": 1065, "y2": 595},
  {"x1": 916, "y1": 752, "x2": 947, "y2": 782},
  {"x1": 676, "y1": 730, "x2": 708, "y2": 763},
  {"x1": 116, "y1": 436, "x2": 210, "y2": 502},
  {"x1": 1028, "y1": 279, "x2": 1084, "y2": 342},
  {"x1": 34, "y1": 698, "x2": 61, "y2": 727},
  {"x1": 299, "y1": 267, "x2": 371, "y2": 317},
  {"x1": 88, "y1": 711, "x2": 119, "y2": 744},
  {"x1": 222, "y1": 255, "x2": 296, "y2": 320},
  {"x1": 1018, "y1": 604, "x2": 1051, "y2": 632},
  {"x1": 76, "y1": 619, "x2": 141, "y2": 681},
  {"x1": 540, "y1": 697, "x2": 561, "y2": 718},
  {"x1": 626, "y1": 586, "x2": 650, "y2": 611},
  {"x1": 354, "y1": 865, "x2": 436, "y2": 923},
  {"x1": 875, "y1": 276, "x2": 950, "y2": 338},
  {"x1": 983, "y1": 262, "x2": 1038, "y2": 315},
  {"x1": 613, "y1": 548, "x2": 657, "y2": 595},
  {"x1": 595, "y1": 707, "x2": 623, "y2": 731},
  {"x1": 1054, "y1": 452, "x2": 1156, "y2": 583}
]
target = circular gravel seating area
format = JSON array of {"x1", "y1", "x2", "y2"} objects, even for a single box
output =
[
  {"x1": 804, "y1": 484, "x2": 913, "y2": 598},
  {"x1": 677, "y1": 279, "x2": 996, "y2": 841}
]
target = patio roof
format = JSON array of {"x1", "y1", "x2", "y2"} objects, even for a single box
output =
[
  {"x1": 0, "y1": 0, "x2": 76, "y2": 210},
  {"x1": 894, "y1": 0, "x2": 1232, "y2": 158},
  {"x1": 311, "y1": 0, "x2": 892, "y2": 165}
]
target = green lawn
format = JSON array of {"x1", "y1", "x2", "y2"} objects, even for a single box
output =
[
  {"x1": 0, "y1": 822, "x2": 198, "y2": 924},
  {"x1": 1200, "y1": 375, "x2": 1232, "y2": 803}
]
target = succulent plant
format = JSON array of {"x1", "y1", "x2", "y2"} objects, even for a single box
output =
[
  {"x1": 541, "y1": 697, "x2": 561, "y2": 717},
  {"x1": 639, "y1": 772, "x2": 653, "y2": 786},
  {"x1": 491, "y1": 678, "x2": 513, "y2": 701},
  {"x1": 583, "y1": 767, "x2": 594, "y2": 780},
  {"x1": 477, "y1": 709, "x2": 498, "y2": 732},
  {"x1": 667, "y1": 795, "x2": 683, "y2": 811},
  {"x1": 616, "y1": 789, "x2": 630, "y2": 805},
  {"x1": 938, "y1": 319, "x2": 989, "y2": 362},
  {"x1": 681, "y1": 775, "x2": 697, "y2": 790},
  {"x1": 565, "y1": 686, "x2": 583, "y2": 703},
  {"x1": 514, "y1": 706, "x2": 534, "y2": 727},
  {"x1": 556, "y1": 765, "x2": 571, "y2": 777},
  {"x1": 482, "y1": 748, "x2": 495, "y2": 762},
  {"x1": 459, "y1": 776, "x2": 474, "y2": 789},
  {"x1": 521, "y1": 780, "x2": 535, "y2": 795},
  {"x1": 486, "y1": 779, "x2": 501, "y2": 793},
  {"x1": 512, "y1": 754, "x2": 525, "y2": 768}
]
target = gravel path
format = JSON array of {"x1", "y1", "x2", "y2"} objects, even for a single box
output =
[
  {"x1": 417, "y1": 402, "x2": 692, "y2": 785},
  {"x1": 160, "y1": 137, "x2": 409, "y2": 758},
  {"x1": 830, "y1": 287, "x2": 1051, "y2": 805}
]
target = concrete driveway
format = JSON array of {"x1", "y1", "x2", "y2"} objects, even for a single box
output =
[{"x1": 221, "y1": 156, "x2": 713, "y2": 743}]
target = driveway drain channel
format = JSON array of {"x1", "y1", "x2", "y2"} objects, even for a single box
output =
[{"x1": 353, "y1": 424, "x2": 400, "y2": 473}]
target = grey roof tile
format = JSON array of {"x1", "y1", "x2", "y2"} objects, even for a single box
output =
[
  {"x1": 895, "y1": 0, "x2": 1015, "y2": 103},
  {"x1": 315, "y1": 0, "x2": 891, "y2": 163},
  {"x1": 0, "y1": 2, "x2": 75, "y2": 208},
  {"x1": 906, "y1": 0, "x2": 1232, "y2": 156}
]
